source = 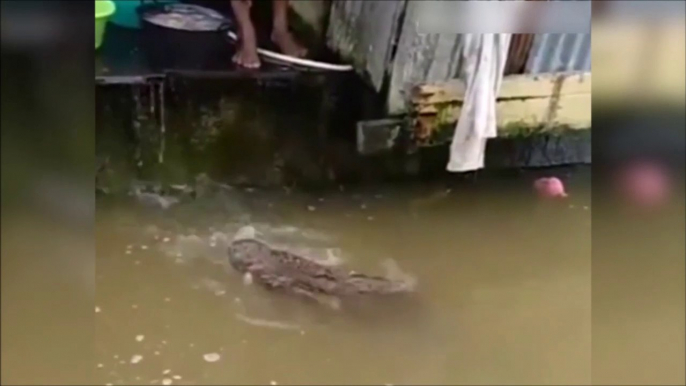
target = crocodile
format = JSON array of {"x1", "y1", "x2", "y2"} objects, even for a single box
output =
[{"x1": 227, "y1": 226, "x2": 416, "y2": 307}]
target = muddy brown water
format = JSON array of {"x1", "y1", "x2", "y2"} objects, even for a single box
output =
[{"x1": 92, "y1": 171, "x2": 597, "y2": 385}]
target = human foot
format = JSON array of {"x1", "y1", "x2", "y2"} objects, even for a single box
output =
[
  {"x1": 271, "y1": 29, "x2": 307, "y2": 58},
  {"x1": 233, "y1": 28, "x2": 260, "y2": 68}
]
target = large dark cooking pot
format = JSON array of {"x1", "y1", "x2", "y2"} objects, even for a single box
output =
[{"x1": 137, "y1": 2, "x2": 235, "y2": 71}]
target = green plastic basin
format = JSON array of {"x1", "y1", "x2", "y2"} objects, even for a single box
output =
[{"x1": 95, "y1": 0, "x2": 116, "y2": 49}]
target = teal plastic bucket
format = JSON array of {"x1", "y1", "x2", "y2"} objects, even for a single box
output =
[
  {"x1": 95, "y1": 0, "x2": 116, "y2": 49},
  {"x1": 111, "y1": 0, "x2": 178, "y2": 29}
]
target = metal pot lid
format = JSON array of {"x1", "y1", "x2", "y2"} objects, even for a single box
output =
[{"x1": 141, "y1": 4, "x2": 231, "y2": 32}]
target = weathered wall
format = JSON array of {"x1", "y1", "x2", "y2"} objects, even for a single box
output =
[
  {"x1": 411, "y1": 72, "x2": 592, "y2": 146},
  {"x1": 326, "y1": 0, "x2": 594, "y2": 119},
  {"x1": 96, "y1": 77, "x2": 594, "y2": 195},
  {"x1": 326, "y1": 0, "x2": 407, "y2": 90}
]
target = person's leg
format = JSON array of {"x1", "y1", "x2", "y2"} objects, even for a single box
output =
[
  {"x1": 230, "y1": 0, "x2": 260, "y2": 68},
  {"x1": 271, "y1": 0, "x2": 307, "y2": 58}
]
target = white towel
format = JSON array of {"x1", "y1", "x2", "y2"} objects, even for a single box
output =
[{"x1": 447, "y1": 33, "x2": 511, "y2": 172}]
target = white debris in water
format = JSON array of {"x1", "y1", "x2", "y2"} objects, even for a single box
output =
[
  {"x1": 125, "y1": 250, "x2": 132, "y2": 255},
  {"x1": 162, "y1": 369, "x2": 171, "y2": 375},
  {"x1": 172, "y1": 375, "x2": 181, "y2": 380},
  {"x1": 95, "y1": 306, "x2": 101, "y2": 313},
  {"x1": 135, "y1": 335, "x2": 145, "y2": 342},
  {"x1": 189, "y1": 343, "x2": 195, "y2": 348},
  {"x1": 163, "y1": 237, "x2": 170, "y2": 243},
  {"x1": 130, "y1": 354, "x2": 143, "y2": 364},
  {"x1": 583, "y1": 206, "x2": 589, "y2": 210},
  {"x1": 203, "y1": 353, "x2": 221, "y2": 362},
  {"x1": 300, "y1": 330, "x2": 305, "y2": 335},
  {"x1": 113, "y1": 354, "x2": 119, "y2": 359},
  {"x1": 154, "y1": 351, "x2": 160, "y2": 356},
  {"x1": 162, "y1": 340, "x2": 168, "y2": 345},
  {"x1": 235, "y1": 314, "x2": 301, "y2": 331},
  {"x1": 215, "y1": 290, "x2": 226, "y2": 296},
  {"x1": 367, "y1": 216, "x2": 375, "y2": 221},
  {"x1": 141, "y1": 245, "x2": 148, "y2": 250},
  {"x1": 164, "y1": 297, "x2": 171, "y2": 302},
  {"x1": 135, "y1": 260, "x2": 141, "y2": 265},
  {"x1": 243, "y1": 272, "x2": 253, "y2": 285},
  {"x1": 360, "y1": 203, "x2": 367, "y2": 209},
  {"x1": 162, "y1": 378, "x2": 173, "y2": 385},
  {"x1": 307, "y1": 205, "x2": 316, "y2": 211},
  {"x1": 97, "y1": 363, "x2": 103, "y2": 368},
  {"x1": 270, "y1": 381, "x2": 277, "y2": 385}
]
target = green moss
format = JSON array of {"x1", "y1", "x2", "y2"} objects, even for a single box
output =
[{"x1": 500, "y1": 121, "x2": 588, "y2": 138}]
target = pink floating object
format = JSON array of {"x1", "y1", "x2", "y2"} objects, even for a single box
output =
[
  {"x1": 618, "y1": 160, "x2": 671, "y2": 208},
  {"x1": 533, "y1": 177, "x2": 568, "y2": 199}
]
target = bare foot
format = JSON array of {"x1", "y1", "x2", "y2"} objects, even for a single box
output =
[
  {"x1": 271, "y1": 29, "x2": 307, "y2": 58},
  {"x1": 233, "y1": 29, "x2": 260, "y2": 69}
]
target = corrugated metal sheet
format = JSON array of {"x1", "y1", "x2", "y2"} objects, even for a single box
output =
[
  {"x1": 384, "y1": 1, "x2": 469, "y2": 114},
  {"x1": 525, "y1": 33, "x2": 591, "y2": 74},
  {"x1": 326, "y1": 0, "x2": 592, "y2": 114}
]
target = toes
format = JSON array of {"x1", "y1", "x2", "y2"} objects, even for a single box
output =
[{"x1": 232, "y1": 53, "x2": 261, "y2": 69}]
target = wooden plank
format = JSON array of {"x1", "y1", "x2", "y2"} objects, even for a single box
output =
[
  {"x1": 421, "y1": 92, "x2": 592, "y2": 130},
  {"x1": 414, "y1": 72, "x2": 592, "y2": 106},
  {"x1": 386, "y1": 2, "x2": 431, "y2": 114},
  {"x1": 326, "y1": 0, "x2": 406, "y2": 91},
  {"x1": 408, "y1": 72, "x2": 592, "y2": 147}
]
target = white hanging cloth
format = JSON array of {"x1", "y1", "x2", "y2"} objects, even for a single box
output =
[{"x1": 447, "y1": 33, "x2": 511, "y2": 172}]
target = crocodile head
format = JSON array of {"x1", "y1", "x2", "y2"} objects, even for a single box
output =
[
  {"x1": 227, "y1": 226, "x2": 269, "y2": 273},
  {"x1": 233, "y1": 225, "x2": 257, "y2": 241}
]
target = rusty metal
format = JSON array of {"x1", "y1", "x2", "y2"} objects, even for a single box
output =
[
  {"x1": 505, "y1": 34, "x2": 536, "y2": 75},
  {"x1": 411, "y1": 84, "x2": 461, "y2": 146}
]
